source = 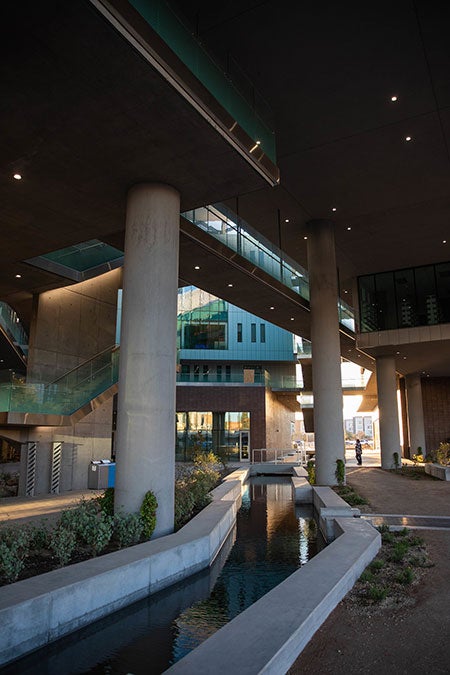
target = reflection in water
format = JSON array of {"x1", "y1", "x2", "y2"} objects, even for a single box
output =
[{"x1": 6, "y1": 477, "x2": 322, "y2": 675}]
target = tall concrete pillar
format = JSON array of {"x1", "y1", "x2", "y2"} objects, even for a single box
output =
[
  {"x1": 405, "y1": 374, "x2": 426, "y2": 457},
  {"x1": 376, "y1": 355, "x2": 401, "y2": 469},
  {"x1": 307, "y1": 219, "x2": 344, "y2": 485},
  {"x1": 115, "y1": 183, "x2": 180, "y2": 537}
]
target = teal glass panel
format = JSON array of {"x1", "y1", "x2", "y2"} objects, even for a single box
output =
[
  {"x1": 0, "y1": 302, "x2": 28, "y2": 353},
  {"x1": 42, "y1": 240, "x2": 123, "y2": 272},
  {"x1": 0, "y1": 346, "x2": 119, "y2": 415},
  {"x1": 129, "y1": 0, "x2": 276, "y2": 162}
]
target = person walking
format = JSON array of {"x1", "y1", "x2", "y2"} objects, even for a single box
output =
[{"x1": 355, "y1": 439, "x2": 362, "y2": 465}]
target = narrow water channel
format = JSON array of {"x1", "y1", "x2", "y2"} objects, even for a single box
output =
[{"x1": 7, "y1": 476, "x2": 324, "y2": 675}]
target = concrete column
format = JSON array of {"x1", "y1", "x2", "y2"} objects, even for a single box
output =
[
  {"x1": 405, "y1": 374, "x2": 426, "y2": 457},
  {"x1": 307, "y1": 219, "x2": 344, "y2": 485},
  {"x1": 376, "y1": 355, "x2": 401, "y2": 469},
  {"x1": 115, "y1": 183, "x2": 180, "y2": 537}
]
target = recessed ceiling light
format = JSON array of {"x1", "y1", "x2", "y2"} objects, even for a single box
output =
[
  {"x1": 0, "y1": 360, "x2": 3, "y2": 363},
  {"x1": 15, "y1": 274, "x2": 21, "y2": 278},
  {"x1": 405, "y1": 136, "x2": 412, "y2": 142},
  {"x1": 194, "y1": 265, "x2": 200, "y2": 270},
  {"x1": 227, "y1": 283, "x2": 233, "y2": 287},
  {"x1": 13, "y1": 173, "x2": 22, "y2": 180},
  {"x1": 256, "y1": 140, "x2": 261, "y2": 145},
  {"x1": 347, "y1": 226, "x2": 351, "y2": 231},
  {"x1": 285, "y1": 219, "x2": 289, "y2": 223},
  {"x1": 290, "y1": 317, "x2": 295, "y2": 321},
  {"x1": 403, "y1": 356, "x2": 407, "y2": 359},
  {"x1": 270, "y1": 306, "x2": 275, "y2": 310},
  {"x1": 332, "y1": 207, "x2": 337, "y2": 212},
  {"x1": 391, "y1": 95, "x2": 398, "y2": 102},
  {"x1": 396, "y1": 351, "x2": 400, "y2": 355},
  {"x1": 443, "y1": 240, "x2": 447, "y2": 244},
  {"x1": 304, "y1": 236, "x2": 307, "y2": 240},
  {"x1": 344, "y1": 289, "x2": 348, "y2": 294}
]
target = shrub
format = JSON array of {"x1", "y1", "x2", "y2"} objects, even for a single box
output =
[
  {"x1": 49, "y1": 526, "x2": 77, "y2": 567},
  {"x1": 335, "y1": 459, "x2": 345, "y2": 486},
  {"x1": 25, "y1": 523, "x2": 50, "y2": 551},
  {"x1": 59, "y1": 498, "x2": 113, "y2": 555},
  {"x1": 432, "y1": 442, "x2": 450, "y2": 466},
  {"x1": 113, "y1": 513, "x2": 144, "y2": 547},
  {"x1": 140, "y1": 491, "x2": 158, "y2": 539},
  {"x1": 174, "y1": 482, "x2": 196, "y2": 530},
  {"x1": 0, "y1": 527, "x2": 30, "y2": 583},
  {"x1": 393, "y1": 452, "x2": 400, "y2": 469},
  {"x1": 96, "y1": 487, "x2": 115, "y2": 516},
  {"x1": 306, "y1": 460, "x2": 315, "y2": 484}
]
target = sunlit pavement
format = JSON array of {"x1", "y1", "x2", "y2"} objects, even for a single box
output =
[{"x1": 0, "y1": 489, "x2": 101, "y2": 526}]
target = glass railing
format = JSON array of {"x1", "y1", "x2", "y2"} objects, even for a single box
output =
[
  {"x1": 128, "y1": 0, "x2": 276, "y2": 163},
  {"x1": 182, "y1": 204, "x2": 356, "y2": 332},
  {"x1": 177, "y1": 371, "x2": 267, "y2": 385},
  {"x1": 0, "y1": 302, "x2": 28, "y2": 358},
  {"x1": 0, "y1": 346, "x2": 119, "y2": 415}
]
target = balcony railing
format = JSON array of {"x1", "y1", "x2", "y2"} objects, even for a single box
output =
[{"x1": 183, "y1": 204, "x2": 356, "y2": 333}]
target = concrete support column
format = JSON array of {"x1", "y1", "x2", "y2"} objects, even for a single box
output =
[
  {"x1": 405, "y1": 374, "x2": 426, "y2": 457},
  {"x1": 307, "y1": 219, "x2": 344, "y2": 485},
  {"x1": 376, "y1": 356, "x2": 401, "y2": 469},
  {"x1": 115, "y1": 183, "x2": 180, "y2": 537}
]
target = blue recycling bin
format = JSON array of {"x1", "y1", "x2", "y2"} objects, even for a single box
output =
[{"x1": 88, "y1": 460, "x2": 116, "y2": 489}]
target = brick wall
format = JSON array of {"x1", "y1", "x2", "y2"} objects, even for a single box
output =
[
  {"x1": 176, "y1": 386, "x2": 267, "y2": 448},
  {"x1": 421, "y1": 377, "x2": 450, "y2": 452}
]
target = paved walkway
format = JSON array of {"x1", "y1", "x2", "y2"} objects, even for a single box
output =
[
  {"x1": 289, "y1": 466, "x2": 450, "y2": 675},
  {"x1": 0, "y1": 490, "x2": 101, "y2": 526}
]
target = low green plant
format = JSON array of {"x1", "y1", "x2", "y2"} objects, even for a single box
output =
[
  {"x1": 335, "y1": 458, "x2": 345, "y2": 486},
  {"x1": 359, "y1": 569, "x2": 374, "y2": 583},
  {"x1": 396, "y1": 567, "x2": 414, "y2": 585},
  {"x1": 334, "y1": 484, "x2": 368, "y2": 507},
  {"x1": 113, "y1": 512, "x2": 144, "y2": 547},
  {"x1": 306, "y1": 460, "x2": 315, "y2": 485},
  {"x1": 369, "y1": 559, "x2": 384, "y2": 572},
  {"x1": 389, "y1": 540, "x2": 410, "y2": 563},
  {"x1": 174, "y1": 482, "x2": 196, "y2": 530},
  {"x1": 367, "y1": 584, "x2": 388, "y2": 602},
  {"x1": 140, "y1": 491, "x2": 158, "y2": 539},
  {"x1": 49, "y1": 526, "x2": 77, "y2": 567}
]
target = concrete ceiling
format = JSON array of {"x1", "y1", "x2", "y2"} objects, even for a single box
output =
[{"x1": 1, "y1": 0, "x2": 450, "y2": 377}]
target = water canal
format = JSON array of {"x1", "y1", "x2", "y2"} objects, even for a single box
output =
[{"x1": 7, "y1": 476, "x2": 324, "y2": 674}]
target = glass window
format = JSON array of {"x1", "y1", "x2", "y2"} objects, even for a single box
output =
[
  {"x1": 251, "y1": 323, "x2": 256, "y2": 342},
  {"x1": 415, "y1": 266, "x2": 438, "y2": 325},
  {"x1": 260, "y1": 323, "x2": 266, "y2": 343},
  {"x1": 237, "y1": 323, "x2": 243, "y2": 342},
  {"x1": 394, "y1": 269, "x2": 416, "y2": 328},
  {"x1": 374, "y1": 272, "x2": 396, "y2": 331},
  {"x1": 358, "y1": 275, "x2": 378, "y2": 331},
  {"x1": 436, "y1": 262, "x2": 450, "y2": 323}
]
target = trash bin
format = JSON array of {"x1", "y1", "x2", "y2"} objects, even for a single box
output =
[{"x1": 88, "y1": 460, "x2": 115, "y2": 489}]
